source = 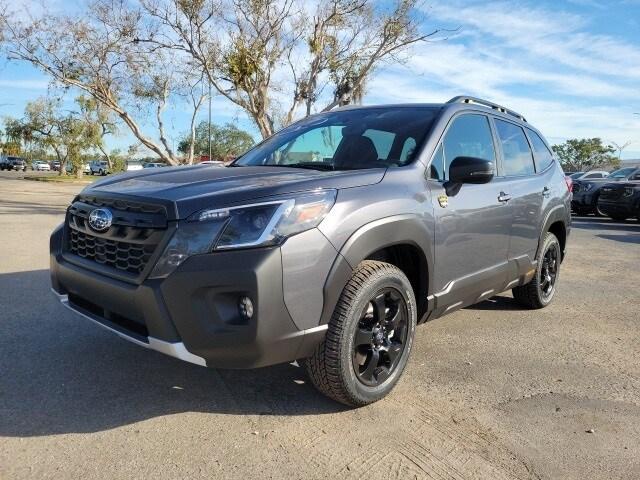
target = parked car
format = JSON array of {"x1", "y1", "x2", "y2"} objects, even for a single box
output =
[
  {"x1": 597, "y1": 181, "x2": 640, "y2": 221},
  {"x1": 572, "y1": 167, "x2": 640, "y2": 216},
  {"x1": 126, "y1": 160, "x2": 144, "y2": 171},
  {"x1": 568, "y1": 171, "x2": 585, "y2": 179},
  {"x1": 31, "y1": 160, "x2": 51, "y2": 171},
  {"x1": 50, "y1": 96, "x2": 571, "y2": 406},
  {"x1": 143, "y1": 162, "x2": 167, "y2": 168},
  {"x1": 89, "y1": 160, "x2": 110, "y2": 176},
  {"x1": 50, "y1": 161, "x2": 61, "y2": 171},
  {"x1": 577, "y1": 170, "x2": 609, "y2": 180},
  {"x1": 0, "y1": 156, "x2": 27, "y2": 171}
]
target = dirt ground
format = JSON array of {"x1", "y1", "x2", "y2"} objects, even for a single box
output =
[{"x1": 1, "y1": 172, "x2": 638, "y2": 480}]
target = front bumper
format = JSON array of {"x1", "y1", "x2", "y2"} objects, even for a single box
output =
[
  {"x1": 50, "y1": 226, "x2": 330, "y2": 369},
  {"x1": 597, "y1": 198, "x2": 638, "y2": 217}
]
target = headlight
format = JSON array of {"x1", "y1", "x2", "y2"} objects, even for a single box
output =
[
  {"x1": 149, "y1": 190, "x2": 336, "y2": 278},
  {"x1": 624, "y1": 187, "x2": 634, "y2": 197},
  {"x1": 583, "y1": 183, "x2": 594, "y2": 191}
]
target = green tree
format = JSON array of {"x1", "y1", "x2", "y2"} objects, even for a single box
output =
[
  {"x1": 178, "y1": 122, "x2": 255, "y2": 162},
  {"x1": 551, "y1": 138, "x2": 619, "y2": 172},
  {"x1": 18, "y1": 97, "x2": 102, "y2": 178}
]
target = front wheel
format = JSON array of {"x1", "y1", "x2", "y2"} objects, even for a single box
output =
[
  {"x1": 305, "y1": 261, "x2": 417, "y2": 407},
  {"x1": 513, "y1": 232, "x2": 561, "y2": 309}
]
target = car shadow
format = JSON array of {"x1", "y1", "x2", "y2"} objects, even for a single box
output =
[
  {"x1": 571, "y1": 216, "x2": 640, "y2": 232},
  {"x1": 596, "y1": 233, "x2": 640, "y2": 244},
  {"x1": 0, "y1": 269, "x2": 346, "y2": 438}
]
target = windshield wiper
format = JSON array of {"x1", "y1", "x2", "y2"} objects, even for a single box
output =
[{"x1": 278, "y1": 162, "x2": 336, "y2": 171}]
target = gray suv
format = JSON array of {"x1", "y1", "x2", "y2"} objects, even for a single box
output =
[{"x1": 50, "y1": 96, "x2": 571, "y2": 406}]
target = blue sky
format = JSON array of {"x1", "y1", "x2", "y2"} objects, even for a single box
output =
[{"x1": 1, "y1": 0, "x2": 640, "y2": 159}]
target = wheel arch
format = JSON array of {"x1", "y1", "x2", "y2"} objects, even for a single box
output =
[
  {"x1": 539, "y1": 205, "x2": 569, "y2": 261},
  {"x1": 320, "y1": 215, "x2": 434, "y2": 325}
]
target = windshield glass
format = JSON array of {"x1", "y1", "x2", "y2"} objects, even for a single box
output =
[
  {"x1": 609, "y1": 167, "x2": 635, "y2": 178},
  {"x1": 234, "y1": 107, "x2": 439, "y2": 170}
]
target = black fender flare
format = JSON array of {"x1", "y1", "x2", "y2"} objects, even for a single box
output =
[
  {"x1": 538, "y1": 204, "x2": 569, "y2": 259},
  {"x1": 319, "y1": 214, "x2": 434, "y2": 325}
]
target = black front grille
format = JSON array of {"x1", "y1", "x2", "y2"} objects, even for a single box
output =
[
  {"x1": 68, "y1": 228, "x2": 157, "y2": 274},
  {"x1": 65, "y1": 198, "x2": 168, "y2": 276},
  {"x1": 599, "y1": 186, "x2": 623, "y2": 200}
]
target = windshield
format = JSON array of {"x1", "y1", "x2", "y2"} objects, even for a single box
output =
[
  {"x1": 234, "y1": 107, "x2": 439, "y2": 171},
  {"x1": 609, "y1": 167, "x2": 636, "y2": 178}
]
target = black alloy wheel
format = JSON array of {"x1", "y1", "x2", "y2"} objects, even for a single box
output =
[
  {"x1": 539, "y1": 243, "x2": 559, "y2": 301},
  {"x1": 352, "y1": 288, "x2": 409, "y2": 387}
]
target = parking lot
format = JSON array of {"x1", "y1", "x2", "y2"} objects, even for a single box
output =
[{"x1": 0, "y1": 171, "x2": 638, "y2": 480}]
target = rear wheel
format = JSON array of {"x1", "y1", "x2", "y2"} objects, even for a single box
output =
[
  {"x1": 305, "y1": 261, "x2": 417, "y2": 407},
  {"x1": 513, "y1": 232, "x2": 561, "y2": 309}
]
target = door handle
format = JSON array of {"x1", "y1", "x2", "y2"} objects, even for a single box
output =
[
  {"x1": 498, "y1": 192, "x2": 511, "y2": 203},
  {"x1": 542, "y1": 186, "x2": 551, "y2": 197}
]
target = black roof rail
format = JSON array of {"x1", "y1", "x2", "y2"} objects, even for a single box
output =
[{"x1": 447, "y1": 96, "x2": 527, "y2": 123}]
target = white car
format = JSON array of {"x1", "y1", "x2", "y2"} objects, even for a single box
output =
[
  {"x1": 577, "y1": 170, "x2": 609, "y2": 180},
  {"x1": 143, "y1": 162, "x2": 167, "y2": 168},
  {"x1": 31, "y1": 160, "x2": 51, "y2": 171},
  {"x1": 199, "y1": 160, "x2": 225, "y2": 167},
  {"x1": 89, "y1": 160, "x2": 110, "y2": 176},
  {"x1": 126, "y1": 160, "x2": 144, "y2": 171}
]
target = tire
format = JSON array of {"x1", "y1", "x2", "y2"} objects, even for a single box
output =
[
  {"x1": 594, "y1": 196, "x2": 605, "y2": 217},
  {"x1": 304, "y1": 260, "x2": 417, "y2": 407},
  {"x1": 513, "y1": 232, "x2": 561, "y2": 309}
]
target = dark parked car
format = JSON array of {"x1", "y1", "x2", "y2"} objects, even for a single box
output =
[
  {"x1": 0, "y1": 156, "x2": 27, "y2": 171},
  {"x1": 572, "y1": 167, "x2": 640, "y2": 216},
  {"x1": 50, "y1": 96, "x2": 571, "y2": 406},
  {"x1": 597, "y1": 181, "x2": 640, "y2": 221}
]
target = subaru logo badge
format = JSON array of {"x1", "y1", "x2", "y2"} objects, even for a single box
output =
[{"x1": 88, "y1": 208, "x2": 113, "y2": 232}]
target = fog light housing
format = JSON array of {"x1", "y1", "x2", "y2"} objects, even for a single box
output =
[{"x1": 239, "y1": 296, "x2": 254, "y2": 319}]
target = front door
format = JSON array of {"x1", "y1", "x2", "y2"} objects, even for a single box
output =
[{"x1": 428, "y1": 113, "x2": 512, "y2": 313}]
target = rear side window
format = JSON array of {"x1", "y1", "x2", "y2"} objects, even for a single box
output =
[
  {"x1": 363, "y1": 129, "x2": 395, "y2": 160},
  {"x1": 495, "y1": 120, "x2": 535, "y2": 176},
  {"x1": 430, "y1": 114, "x2": 496, "y2": 181},
  {"x1": 526, "y1": 129, "x2": 554, "y2": 172}
]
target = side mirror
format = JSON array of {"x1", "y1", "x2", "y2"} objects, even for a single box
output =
[{"x1": 449, "y1": 156, "x2": 494, "y2": 184}]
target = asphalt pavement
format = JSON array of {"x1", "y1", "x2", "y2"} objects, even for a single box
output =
[{"x1": 0, "y1": 172, "x2": 638, "y2": 480}]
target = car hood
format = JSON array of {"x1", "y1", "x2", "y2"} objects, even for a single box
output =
[{"x1": 82, "y1": 165, "x2": 385, "y2": 220}]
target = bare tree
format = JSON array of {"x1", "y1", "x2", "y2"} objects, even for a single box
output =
[
  {"x1": 138, "y1": 0, "x2": 441, "y2": 138},
  {"x1": 609, "y1": 140, "x2": 633, "y2": 161},
  {"x1": 0, "y1": 0, "x2": 195, "y2": 164}
]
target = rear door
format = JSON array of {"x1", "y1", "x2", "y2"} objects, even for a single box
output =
[
  {"x1": 428, "y1": 113, "x2": 512, "y2": 313},
  {"x1": 492, "y1": 119, "x2": 545, "y2": 272}
]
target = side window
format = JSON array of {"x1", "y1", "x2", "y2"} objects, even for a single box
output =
[
  {"x1": 495, "y1": 120, "x2": 535, "y2": 176},
  {"x1": 399, "y1": 137, "x2": 417, "y2": 163},
  {"x1": 442, "y1": 114, "x2": 496, "y2": 180},
  {"x1": 526, "y1": 129, "x2": 554, "y2": 172},
  {"x1": 363, "y1": 129, "x2": 395, "y2": 160}
]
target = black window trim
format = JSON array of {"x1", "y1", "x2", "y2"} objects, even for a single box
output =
[
  {"x1": 490, "y1": 116, "x2": 537, "y2": 178},
  {"x1": 523, "y1": 126, "x2": 556, "y2": 175}
]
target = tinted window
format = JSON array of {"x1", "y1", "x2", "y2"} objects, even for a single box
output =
[
  {"x1": 439, "y1": 114, "x2": 496, "y2": 181},
  {"x1": 583, "y1": 173, "x2": 604, "y2": 179},
  {"x1": 235, "y1": 107, "x2": 438, "y2": 170},
  {"x1": 495, "y1": 120, "x2": 535, "y2": 176},
  {"x1": 609, "y1": 167, "x2": 636, "y2": 178},
  {"x1": 526, "y1": 129, "x2": 554, "y2": 171}
]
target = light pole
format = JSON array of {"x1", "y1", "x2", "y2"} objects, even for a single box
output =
[{"x1": 208, "y1": 79, "x2": 212, "y2": 161}]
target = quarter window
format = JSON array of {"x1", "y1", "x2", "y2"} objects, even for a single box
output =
[
  {"x1": 495, "y1": 120, "x2": 535, "y2": 176},
  {"x1": 526, "y1": 129, "x2": 554, "y2": 172},
  {"x1": 431, "y1": 114, "x2": 496, "y2": 181}
]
